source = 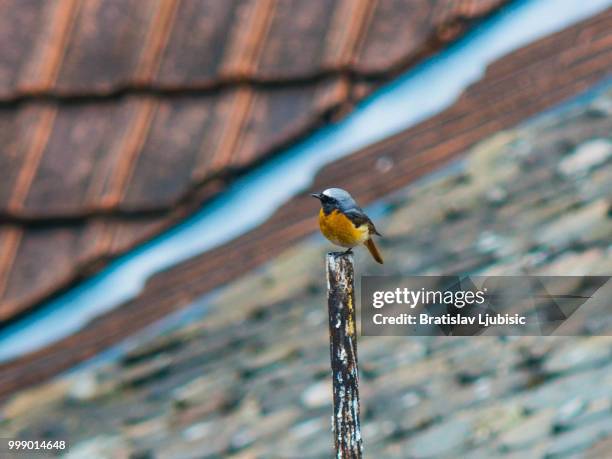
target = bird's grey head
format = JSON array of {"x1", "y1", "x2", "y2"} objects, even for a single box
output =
[{"x1": 311, "y1": 187, "x2": 356, "y2": 213}]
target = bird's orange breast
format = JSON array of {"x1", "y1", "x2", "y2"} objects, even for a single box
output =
[{"x1": 318, "y1": 209, "x2": 369, "y2": 248}]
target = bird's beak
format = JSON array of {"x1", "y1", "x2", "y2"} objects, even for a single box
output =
[{"x1": 310, "y1": 192, "x2": 323, "y2": 200}]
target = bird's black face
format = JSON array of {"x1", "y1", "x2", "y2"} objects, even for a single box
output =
[{"x1": 311, "y1": 192, "x2": 338, "y2": 214}]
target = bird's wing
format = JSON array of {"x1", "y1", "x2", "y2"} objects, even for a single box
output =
[{"x1": 344, "y1": 208, "x2": 382, "y2": 237}]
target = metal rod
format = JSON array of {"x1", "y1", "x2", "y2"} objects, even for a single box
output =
[{"x1": 326, "y1": 251, "x2": 363, "y2": 458}]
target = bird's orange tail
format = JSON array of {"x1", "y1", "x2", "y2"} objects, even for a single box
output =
[{"x1": 364, "y1": 238, "x2": 383, "y2": 264}]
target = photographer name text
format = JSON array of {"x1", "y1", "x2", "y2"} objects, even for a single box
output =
[{"x1": 371, "y1": 287, "x2": 527, "y2": 328}]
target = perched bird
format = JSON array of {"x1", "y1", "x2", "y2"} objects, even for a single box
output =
[{"x1": 311, "y1": 188, "x2": 383, "y2": 264}]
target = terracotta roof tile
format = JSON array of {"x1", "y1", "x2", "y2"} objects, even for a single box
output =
[
  {"x1": 254, "y1": 0, "x2": 353, "y2": 78},
  {"x1": 0, "y1": 211, "x2": 183, "y2": 322},
  {"x1": 7, "y1": 107, "x2": 57, "y2": 213},
  {"x1": 120, "y1": 95, "x2": 225, "y2": 209},
  {"x1": 0, "y1": 226, "x2": 21, "y2": 301},
  {"x1": 0, "y1": 0, "x2": 519, "y2": 369},
  {"x1": 0, "y1": 0, "x2": 507, "y2": 99},
  {"x1": 16, "y1": 0, "x2": 81, "y2": 95},
  {"x1": 154, "y1": 0, "x2": 242, "y2": 87},
  {"x1": 54, "y1": 0, "x2": 159, "y2": 93},
  {"x1": 354, "y1": 0, "x2": 436, "y2": 74},
  {"x1": 1, "y1": 224, "x2": 84, "y2": 321},
  {"x1": 0, "y1": 0, "x2": 510, "y2": 241},
  {"x1": 0, "y1": 0, "x2": 48, "y2": 98},
  {"x1": 353, "y1": 0, "x2": 507, "y2": 75},
  {"x1": 0, "y1": 108, "x2": 22, "y2": 205},
  {"x1": 228, "y1": 79, "x2": 350, "y2": 167},
  {"x1": 1, "y1": 77, "x2": 346, "y2": 219},
  {"x1": 21, "y1": 101, "x2": 128, "y2": 215},
  {"x1": 0, "y1": 8, "x2": 608, "y2": 396}
]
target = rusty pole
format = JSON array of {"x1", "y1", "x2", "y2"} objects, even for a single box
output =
[{"x1": 326, "y1": 252, "x2": 363, "y2": 458}]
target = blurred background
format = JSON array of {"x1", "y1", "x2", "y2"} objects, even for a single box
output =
[{"x1": 0, "y1": 0, "x2": 611, "y2": 457}]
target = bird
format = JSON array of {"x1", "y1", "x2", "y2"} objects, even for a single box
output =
[{"x1": 311, "y1": 188, "x2": 383, "y2": 264}]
